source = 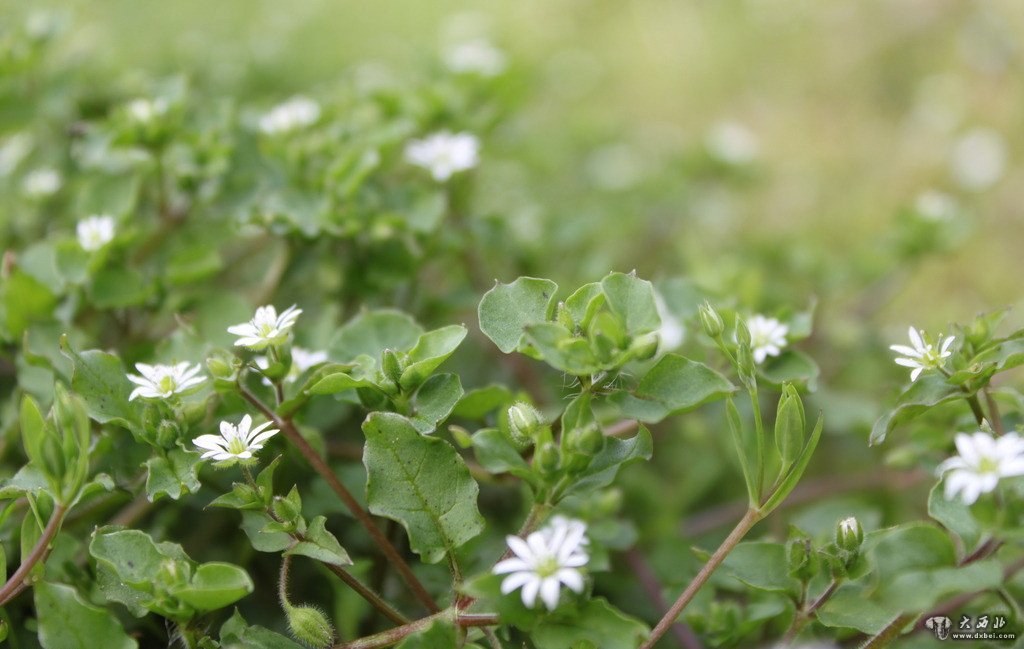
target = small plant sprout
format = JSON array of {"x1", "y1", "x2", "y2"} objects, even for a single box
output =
[
  {"x1": 258, "y1": 96, "x2": 321, "y2": 135},
  {"x1": 228, "y1": 304, "x2": 302, "y2": 350},
  {"x1": 403, "y1": 131, "x2": 480, "y2": 181},
  {"x1": 493, "y1": 516, "x2": 589, "y2": 610},
  {"x1": 936, "y1": 430, "x2": 1024, "y2": 505},
  {"x1": 76, "y1": 215, "x2": 116, "y2": 252},
  {"x1": 192, "y1": 414, "x2": 279, "y2": 464},
  {"x1": 890, "y1": 326, "x2": 954, "y2": 382},
  {"x1": 127, "y1": 362, "x2": 205, "y2": 401},
  {"x1": 747, "y1": 314, "x2": 789, "y2": 364}
]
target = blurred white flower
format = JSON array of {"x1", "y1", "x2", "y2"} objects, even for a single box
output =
[
  {"x1": 937, "y1": 431, "x2": 1024, "y2": 505},
  {"x1": 950, "y1": 128, "x2": 1007, "y2": 191},
  {"x1": 76, "y1": 215, "x2": 116, "y2": 252},
  {"x1": 128, "y1": 362, "x2": 205, "y2": 401},
  {"x1": 404, "y1": 131, "x2": 479, "y2": 181},
  {"x1": 0, "y1": 134, "x2": 31, "y2": 177},
  {"x1": 193, "y1": 414, "x2": 279, "y2": 463},
  {"x1": 22, "y1": 168, "x2": 61, "y2": 197},
  {"x1": 125, "y1": 98, "x2": 167, "y2": 123},
  {"x1": 444, "y1": 39, "x2": 507, "y2": 76},
  {"x1": 585, "y1": 143, "x2": 646, "y2": 191},
  {"x1": 494, "y1": 516, "x2": 589, "y2": 610},
  {"x1": 890, "y1": 326, "x2": 954, "y2": 382},
  {"x1": 748, "y1": 315, "x2": 788, "y2": 364},
  {"x1": 255, "y1": 346, "x2": 329, "y2": 384},
  {"x1": 706, "y1": 120, "x2": 760, "y2": 165},
  {"x1": 914, "y1": 190, "x2": 957, "y2": 222},
  {"x1": 258, "y1": 96, "x2": 321, "y2": 135},
  {"x1": 654, "y1": 291, "x2": 684, "y2": 352},
  {"x1": 228, "y1": 305, "x2": 302, "y2": 350}
]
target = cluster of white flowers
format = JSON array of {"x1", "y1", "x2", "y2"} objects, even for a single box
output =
[
  {"x1": 22, "y1": 168, "x2": 61, "y2": 198},
  {"x1": 493, "y1": 516, "x2": 589, "y2": 610},
  {"x1": 256, "y1": 346, "x2": 328, "y2": 384},
  {"x1": 937, "y1": 430, "x2": 1024, "y2": 505},
  {"x1": 890, "y1": 326, "x2": 954, "y2": 382},
  {"x1": 706, "y1": 120, "x2": 760, "y2": 165},
  {"x1": 77, "y1": 215, "x2": 116, "y2": 252},
  {"x1": 258, "y1": 97, "x2": 321, "y2": 135},
  {"x1": 127, "y1": 362, "x2": 205, "y2": 401},
  {"x1": 404, "y1": 131, "x2": 479, "y2": 182},
  {"x1": 228, "y1": 304, "x2": 302, "y2": 350},
  {"x1": 443, "y1": 39, "x2": 507, "y2": 76},
  {"x1": 747, "y1": 315, "x2": 788, "y2": 364},
  {"x1": 193, "y1": 414, "x2": 279, "y2": 464}
]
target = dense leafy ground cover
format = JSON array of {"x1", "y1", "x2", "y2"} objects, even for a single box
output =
[{"x1": 0, "y1": 3, "x2": 1022, "y2": 648}]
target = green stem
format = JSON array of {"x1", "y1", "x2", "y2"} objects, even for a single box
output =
[
  {"x1": 640, "y1": 507, "x2": 762, "y2": 649},
  {"x1": 782, "y1": 578, "x2": 840, "y2": 643},
  {"x1": 0, "y1": 503, "x2": 67, "y2": 606},
  {"x1": 333, "y1": 609, "x2": 498, "y2": 649},
  {"x1": 748, "y1": 387, "x2": 766, "y2": 497}
]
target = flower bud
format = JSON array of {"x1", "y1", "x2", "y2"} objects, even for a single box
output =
[
  {"x1": 835, "y1": 516, "x2": 863, "y2": 554},
  {"x1": 774, "y1": 383, "x2": 805, "y2": 468},
  {"x1": 285, "y1": 604, "x2": 334, "y2": 649},
  {"x1": 534, "y1": 442, "x2": 560, "y2": 476},
  {"x1": 736, "y1": 343, "x2": 756, "y2": 387},
  {"x1": 734, "y1": 317, "x2": 751, "y2": 347},
  {"x1": 787, "y1": 536, "x2": 816, "y2": 581},
  {"x1": 699, "y1": 302, "x2": 725, "y2": 339},
  {"x1": 156, "y1": 420, "x2": 180, "y2": 448},
  {"x1": 381, "y1": 349, "x2": 403, "y2": 385},
  {"x1": 206, "y1": 355, "x2": 235, "y2": 380},
  {"x1": 570, "y1": 426, "x2": 604, "y2": 457},
  {"x1": 508, "y1": 402, "x2": 542, "y2": 439},
  {"x1": 629, "y1": 332, "x2": 659, "y2": 361}
]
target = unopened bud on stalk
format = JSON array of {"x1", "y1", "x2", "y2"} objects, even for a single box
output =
[
  {"x1": 535, "y1": 442, "x2": 560, "y2": 476},
  {"x1": 508, "y1": 402, "x2": 543, "y2": 441},
  {"x1": 381, "y1": 349, "x2": 403, "y2": 384},
  {"x1": 285, "y1": 603, "x2": 334, "y2": 649},
  {"x1": 835, "y1": 516, "x2": 864, "y2": 554},
  {"x1": 734, "y1": 316, "x2": 751, "y2": 347},
  {"x1": 699, "y1": 302, "x2": 725, "y2": 339}
]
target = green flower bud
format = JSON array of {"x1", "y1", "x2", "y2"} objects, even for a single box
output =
[
  {"x1": 534, "y1": 442, "x2": 561, "y2": 476},
  {"x1": 835, "y1": 516, "x2": 863, "y2": 554},
  {"x1": 570, "y1": 426, "x2": 604, "y2": 457},
  {"x1": 285, "y1": 604, "x2": 334, "y2": 649},
  {"x1": 787, "y1": 536, "x2": 816, "y2": 581},
  {"x1": 156, "y1": 420, "x2": 180, "y2": 448},
  {"x1": 206, "y1": 355, "x2": 235, "y2": 380},
  {"x1": 381, "y1": 349, "x2": 403, "y2": 385},
  {"x1": 736, "y1": 343, "x2": 756, "y2": 387},
  {"x1": 774, "y1": 383, "x2": 806, "y2": 468},
  {"x1": 272, "y1": 487, "x2": 303, "y2": 525},
  {"x1": 699, "y1": 302, "x2": 725, "y2": 338},
  {"x1": 508, "y1": 402, "x2": 543, "y2": 442},
  {"x1": 734, "y1": 317, "x2": 751, "y2": 347},
  {"x1": 629, "y1": 332, "x2": 659, "y2": 361}
]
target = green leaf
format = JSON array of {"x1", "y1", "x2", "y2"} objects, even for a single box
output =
[
  {"x1": 720, "y1": 541, "x2": 799, "y2": 593},
  {"x1": 726, "y1": 398, "x2": 759, "y2": 505},
  {"x1": 453, "y1": 385, "x2": 514, "y2": 419},
  {"x1": 600, "y1": 272, "x2": 660, "y2": 335},
  {"x1": 614, "y1": 354, "x2": 736, "y2": 423},
  {"x1": 284, "y1": 516, "x2": 352, "y2": 566},
  {"x1": 333, "y1": 310, "x2": 423, "y2": 361},
  {"x1": 0, "y1": 269, "x2": 56, "y2": 340},
  {"x1": 240, "y1": 511, "x2": 293, "y2": 552},
  {"x1": 524, "y1": 322, "x2": 601, "y2": 375},
  {"x1": 410, "y1": 373, "x2": 464, "y2": 433},
  {"x1": 59, "y1": 336, "x2": 140, "y2": 430},
  {"x1": 309, "y1": 372, "x2": 378, "y2": 395},
  {"x1": 478, "y1": 277, "x2": 559, "y2": 353},
  {"x1": 395, "y1": 618, "x2": 456, "y2": 648},
  {"x1": 564, "y1": 282, "x2": 604, "y2": 328},
  {"x1": 866, "y1": 523, "x2": 956, "y2": 578},
  {"x1": 760, "y1": 413, "x2": 823, "y2": 514},
  {"x1": 876, "y1": 559, "x2": 1004, "y2": 612},
  {"x1": 760, "y1": 350, "x2": 820, "y2": 391},
  {"x1": 89, "y1": 528, "x2": 176, "y2": 586},
  {"x1": 562, "y1": 425, "x2": 652, "y2": 497},
  {"x1": 35, "y1": 581, "x2": 137, "y2": 649},
  {"x1": 816, "y1": 586, "x2": 893, "y2": 634},
  {"x1": 90, "y1": 267, "x2": 153, "y2": 308},
  {"x1": 870, "y1": 373, "x2": 962, "y2": 445},
  {"x1": 927, "y1": 482, "x2": 982, "y2": 554},
  {"x1": 532, "y1": 598, "x2": 649, "y2": 649},
  {"x1": 171, "y1": 562, "x2": 255, "y2": 611},
  {"x1": 399, "y1": 324, "x2": 467, "y2": 390},
  {"x1": 363, "y1": 412, "x2": 484, "y2": 563},
  {"x1": 145, "y1": 447, "x2": 201, "y2": 501},
  {"x1": 220, "y1": 610, "x2": 307, "y2": 649},
  {"x1": 19, "y1": 395, "x2": 50, "y2": 476},
  {"x1": 471, "y1": 428, "x2": 533, "y2": 479}
]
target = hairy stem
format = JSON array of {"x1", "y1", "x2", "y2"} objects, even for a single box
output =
[
  {"x1": 0, "y1": 503, "x2": 67, "y2": 606},
  {"x1": 238, "y1": 382, "x2": 439, "y2": 613},
  {"x1": 640, "y1": 507, "x2": 761, "y2": 649},
  {"x1": 782, "y1": 578, "x2": 840, "y2": 643},
  {"x1": 333, "y1": 609, "x2": 498, "y2": 649}
]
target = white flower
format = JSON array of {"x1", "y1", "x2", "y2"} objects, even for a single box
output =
[
  {"x1": 255, "y1": 346, "x2": 329, "y2": 384},
  {"x1": 890, "y1": 326, "x2": 954, "y2": 382},
  {"x1": 22, "y1": 168, "x2": 61, "y2": 197},
  {"x1": 706, "y1": 120, "x2": 760, "y2": 165},
  {"x1": 950, "y1": 128, "x2": 1006, "y2": 191},
  {"x1": 747, "y1": 315, "x2": 788, "y2": 364},
  {"x1": 493, "y1": 516, "x2": 589, "y2": 610},
  {"x1": 125, "y1": 98, "x2": 167, "y2": 123},
  {"x1": 192, "y1": 414, "x2": 279, "y2": 463},
  {"x1": 937, "y1": 431, "x2": 1024, "y2": 505},
  {"x1": 127, "y1": 362, "x2": 206, "y2": 401},
  {"x1": 444, "y1": 39, "x2": 507, "y2": 76},
  {"x1": 404, "y1": 131, "x2": 479, "y2": 182},
  {"x1": 228, "y1": 304, "x2": 302, "y2": 350},
  {"x1": 76, "y1": 215, "x2": 116, "y2": 252},
  {"x1": 258, "y1": 97, "x2": 321, "y2": 135},
  {"x1": 914, "y1": 190, "x2": 957, "y2": 222}
]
